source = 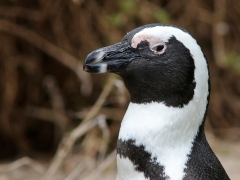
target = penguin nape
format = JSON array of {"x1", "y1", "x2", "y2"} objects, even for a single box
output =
[{"x1": 83, "y1": 24, "x2": 230, "y2": 180}]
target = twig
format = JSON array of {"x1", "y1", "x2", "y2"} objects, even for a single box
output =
[
  {"x1": 97, "y1": 115, "x2": 110, "y2": 165},
  {"x1": 64, "y1": 157, "x2": 95, "y2": 180},
  {"x1": 40, "y1": 116, "x2": 101, "y2": 180},
  {"x1": 82, "y1": 149, "x2": 117, "y2": 180},
  {"x1": 40, "y1": 77, "x2": 116, "y2": 179},
  {"x1": 82, "y1": 76, "x2": 116, "y2": 123},
  {"x1": 212, "y1": 0, "x2": 227, "y2": 67},
  {"x1": 43, "y1": 76, "x2": 70, "y2": 129},
  {"x1": 26, "y1": 106, "x2": 57, "y2": 123},
  {"x1": 64, "y1": 163, "x2": 86, "y2": 180},
  {"x1": 195, "y1": 7, "x2": 213, "y2": 24},
  {"x1": 0, "y1": 20, "x2": 92, "y2": 96},
  {"x1": 113, "y1": 79, "x2": 127, "y2": 106},
  {"x1": 0, "y1": 157, "x2": 46, "y2": 174},
  {"x1": 71, "y1": 107, "x2": 125, "y2": 121},
  {"x1": 0, "y1": 53, "x2": 18, "y2": 136}
]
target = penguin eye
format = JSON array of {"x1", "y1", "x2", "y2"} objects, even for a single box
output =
[{"x1": 151, "y1": 43, "x2": 166, "y2": 55}]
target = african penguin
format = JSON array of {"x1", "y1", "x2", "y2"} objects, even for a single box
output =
[{"x1": 83, "y1": 24, "x2": 230, "y2": 180}]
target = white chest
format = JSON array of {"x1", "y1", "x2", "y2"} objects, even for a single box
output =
[{"x1": 116, "y1": 100, "x2": 207, "y2": 180}]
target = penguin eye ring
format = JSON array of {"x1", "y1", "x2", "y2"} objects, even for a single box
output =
[{"x1": 151, "y1": 43, "x2": 166, "y2": 55}]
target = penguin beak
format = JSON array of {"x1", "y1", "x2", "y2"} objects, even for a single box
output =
[{"x1": 84, "y1": 42, "x2": 138, "y2": 73}]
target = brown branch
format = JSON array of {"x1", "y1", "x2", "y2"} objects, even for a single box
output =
[
  {"x1": 195, "y1": 7, "x2": 214, "y2": 24},
  {"x1": 43, "y1": 76, "x2": 70, "y2": 130},
  {"x1": 0, "y1": 6, "x2": 43, "y2": 21},
  {"x1": 40, "y1": 77, "x2": 116, "y2": 179},
  {"x1": 81, "y1": 76, "x2": 116, "y2": 123},
  {"x1": 64, "y1": 156, "x2": 95, "y2": 180},
  {"x1": 26, "y1": 106, "x2": 57, "y2": 123},
  {"x1": 73, "y1": 107, "x2": 125, "y2": 121},
  {"x1": 212, "y1": 0, "x2": 227, "y2": 67},
  {"x1": 96, "y1": 115, "x2": 110, "y2": 164},
  {"x1": 40, "y1": 116, "x2": 100, "y2": 180},
  {"x1": 82, "y1": 149, "x2": 117, "y2": 180},
  {"x1": 0, "y1": 20, "x2": 92, "y2": 96},
  {"x1": 0, "y1": 157, "x2": 46, "y2": 174},
  {"x1": 0, "y1": 55, "x2": 18, "y2": 136}
]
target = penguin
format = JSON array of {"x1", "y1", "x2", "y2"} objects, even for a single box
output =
[{"x1": 83, "y1": 24, "x2": 230, "y2": 180}]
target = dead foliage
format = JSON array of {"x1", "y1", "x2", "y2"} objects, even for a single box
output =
[{"x1": 0, "y1": 0, "x2": 240, "y2": 179}]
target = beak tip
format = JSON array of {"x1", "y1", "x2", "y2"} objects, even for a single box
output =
[
  {"x1": 83, "y1": 50, "x2": 108, "y2": 73},
  {"x1": 83, "y1": 42, "x2": 131, "y2": 74}
]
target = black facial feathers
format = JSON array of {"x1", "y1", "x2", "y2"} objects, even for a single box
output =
[{"x1": 120, "y1": 36, "x2": 196, "y2": 107}]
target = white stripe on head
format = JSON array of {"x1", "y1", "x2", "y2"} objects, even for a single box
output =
[{"x1": 117, "y1": 26, "x2": 209, "y2": 180}]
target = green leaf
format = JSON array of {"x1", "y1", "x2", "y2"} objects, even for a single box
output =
[
  {"x1": 108, "y1": 13, "x2": 124, "y2": 28},
  {"x1": 119, "y1": 0, "x2": 137, "y2": 13},
  {"x1": 154, "y1": 8, "x2": 170, "y2": 24},
  {"x1": 225, "y1": 53, "x2": 240, "y2": 74}
]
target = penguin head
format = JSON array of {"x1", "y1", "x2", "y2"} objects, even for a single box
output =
[{"x1": 84, "y1": 24, "x2": 209, "y2": 107}]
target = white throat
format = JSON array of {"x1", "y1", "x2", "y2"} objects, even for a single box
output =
[{"x1": 117, "y1": 95, "x2": 207, "y2": 180}]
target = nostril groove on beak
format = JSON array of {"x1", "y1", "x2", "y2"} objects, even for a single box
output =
[{"x1": 85, "y1": 51, "x2": 106, "y2": 65}]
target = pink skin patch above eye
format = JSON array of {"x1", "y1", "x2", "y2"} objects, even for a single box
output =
[{"x1": 131, "y1": 35, "x2": 164, "y2": 49}]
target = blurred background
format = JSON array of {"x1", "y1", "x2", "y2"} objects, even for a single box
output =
[{"x1": 0, "y1": 0, "x2": 239, "y2": 179}]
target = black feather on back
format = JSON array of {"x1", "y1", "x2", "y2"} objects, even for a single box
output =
[{"x1": 183, "y1": 124, "x2": 230, "y2": 180}]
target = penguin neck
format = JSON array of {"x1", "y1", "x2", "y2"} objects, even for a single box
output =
[
  {"x1": 118, "y1": 100, "x2": 207, "y2": 148},
  {"x1": 117, "y1": 91, "x2": 208, "y2": 179},
  {"x1": 118, "y1": 53, "x2": 210, "y2": 149}
]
